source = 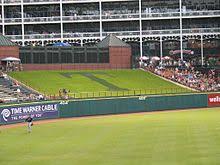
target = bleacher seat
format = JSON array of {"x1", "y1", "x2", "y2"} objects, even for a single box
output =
[{"x1": 0, "y1": 75, "x2": 39, "y2": 103}]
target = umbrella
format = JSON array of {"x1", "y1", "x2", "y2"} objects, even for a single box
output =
[
  {"x1": 151, "y1": 56, "x2": 160, "y2": 61},
  {"x1": 53, "y1": 42, "x2": 71, "y2": 47},
  {"x1": 163, "y1": 56, "x2": 171, "y2": 60},
  {"x1": 140, "y1": 56, "x2": 149, "y2": 60},
  {"x1": 1, "y1": 57, "x2": 21, "y2": 62}
]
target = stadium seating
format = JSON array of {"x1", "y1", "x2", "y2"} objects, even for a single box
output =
[{"x1": 0, "y1": 73, "x2": 39, "y2": 103}]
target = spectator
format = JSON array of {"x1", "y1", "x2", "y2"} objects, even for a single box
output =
[{"x1": 150, "y1": 66, "x2": 219, "y2": 92}]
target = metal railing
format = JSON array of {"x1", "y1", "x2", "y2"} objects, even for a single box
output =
[
  {"x1": 45, "y1": 88, "x2": 194, "y2": 100},
  {"x1": 141, "y1": 10, "x2": 220, "y2": 19},
  {"x1": 6, "y1": 27, "x2": 220, "y2": 42},
  {"x1": 23, "y1": 0, "x2": 59, "y2": 3},
  {"x1": 3, "y1": 0, "x2": 60, "y2": 3},
  {"x1": 142, "y1": 28, "x2": 220, "y2": 36},
  {"x1": 102, "y1": 13, "x2": 139, "y2": 20},
  {"x1": 24, "y1": 33, "x2": 61, "y2": 39},
  {"x1": 182, "y1": 10, "x2": 220, "y2": 17},
  {"x1": 103, "y1": 31, "x2": 140, "y2": 37},
  {"x1": 4, "y1": 18, "x2": 22, "y2": 23},
  {"x1": 62, "y1": 15, "x2": 100, "y2": 22},
  {"x1": 6, "y1": 35, "x2": 22, "y2": 40},
  {"x1": 3, "y1": 0, "x2": 21, "y2": 3},
  {"x1": 141, "y1": 12, "x2": 180, "y2": 19},
  {"x1": 2, "y1": 10, "x2": 220, "y2": 23},
  {"x1": 23, "y1": 16, "x2": 60, "y2": 23}
]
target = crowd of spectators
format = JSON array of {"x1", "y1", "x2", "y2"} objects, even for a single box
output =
[{"x1": 151, "y1": 66, "x2": 220, "y2": 92}]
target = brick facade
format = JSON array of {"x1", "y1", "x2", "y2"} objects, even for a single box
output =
[
  {"x1": 22, "y1": 46, "x2": 131, "y2": 70},
  {"x1": 0, "y1": 46, "x2": 19, "y2": 60}
]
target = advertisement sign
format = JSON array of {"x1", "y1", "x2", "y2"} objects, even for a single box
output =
[
  {"x1": 0, "y1": 103, "x2": 59, "y2": 124},
  {"x1": 208, "y1": 93, "x2": 220, "y2": 107}
]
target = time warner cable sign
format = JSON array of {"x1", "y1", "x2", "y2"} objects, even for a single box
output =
[{"x1": 0, "y1": 103, "x2": 59, "y2": 124}]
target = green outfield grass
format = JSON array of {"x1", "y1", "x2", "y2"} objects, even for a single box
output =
[
  {"x1": 9, "y1": 69, "x2": 192, "y2": 97},
  {"x1": 0, "y1": 107, "x2": 220, "y2": 165}
]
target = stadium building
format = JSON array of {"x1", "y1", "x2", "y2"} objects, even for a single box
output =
[{"x1": 0, "y1": 0, "x2": 220, "y2": 67}]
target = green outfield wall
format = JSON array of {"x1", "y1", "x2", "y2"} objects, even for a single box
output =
[
  {"x1": 0, "y1": 93, "x2": 217, "y2": 125},
  {"x1": 146, "y1": 94, "x2": 208, "y2": 111},
  {"x1": 59, "y1": 94, "x2": 208, "y2": 118}
]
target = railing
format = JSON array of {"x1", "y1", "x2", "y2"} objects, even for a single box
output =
[
  {"x1": 2, "y1": 10, "x2": 220, "y2": 24},
  {"x1": 6, "y1": 35, "x2": 22, "y2": 40},
  {"x1": 5, "y1": 27, "x2": 220, "y2": 41},
  {"x1": 3, "y1": 0, "x2": 21, "y2": 4},
  {"x1": 62, "y1": 0, "x2": 96, "y2": 1},
  {"x1": 62, "y1": 15, "x2": 100, "y2": 22},
  {"x1": 49, "y1": 88, "x2": 194, "y2": 100},
  {"x1": 141, "y1": 12, "x2": 180, "y2": 19},
  {"x1": 82, "y1": 32, "x2": 100, "y2": 38},
  {"x1": 4, "y1": 18, "x2": 22, "y2": 23},
  {"x1": 102, "y1": 13, "x2": 139, "y2": 20},
  {"x1": 141, "y1": 10, "x2": 220, "y2": 19},
  {"x1": 182, "y1": 28, "x2": 220, "y2": 34},
  {"x1": 103, "y1": 31, "x2": 140, "y2": 38},
  {"x1": 4, "y1": 0, "x2": 97, "y2": 3},
  {"x1": 24, "y1": 33, "x2": 61, "y2": 39},
  {"x1": 142, "y1": 28, "x2": 220, "y2": 36},
  {"x1": 23, "y1": 0, "x2": 59, "y2": 3},
  {"x1": 63, "y1": 33, "x2": 82, "y2": 38},
  {"x1": 23, "y1": 16, "x2": 60, "y2": 23},
  {"x1": 142, "y1": 29, "x2": 180, "y2": 35},
  {"x1": 182, "y1": 10, "x2": 220, "y2": 17},
  {"x1": 3, "y1": 0, "x2": 60, "y2": 3}
]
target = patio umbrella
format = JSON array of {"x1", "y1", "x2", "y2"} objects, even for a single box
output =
[
  {"x1": 1, "y1": 57, "x2": 21, "y2": 62},
  {"x1": 53, "y1": 42, "x2": 71, "y2": 46},
  {"x1": 140, "y1": 56, "x2": 149, "y2": 60},
  {"x1": 151, "y1": 56, "x2": 160, "y2": 61},
  {"x1": 163, "y1": 56, "x2": 171, "y2": 60}
]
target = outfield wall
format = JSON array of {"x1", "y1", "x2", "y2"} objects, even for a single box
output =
[
  {"x1": 0, "y1": 102, "x2": 60, "y2": 125},
  {"x1": 59, "y1": 94, "x2": 208, "y2": 118},
  {"x1": 0, "y1": 93, "x2": 219, "y2": 125}
]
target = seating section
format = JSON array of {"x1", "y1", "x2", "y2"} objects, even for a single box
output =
[
  {"x1": 0, "y1": 74, "x2": 39, "y2": 103},
  {"x1": 151, "y1": 67, "x2": 220, "y2": 92}
]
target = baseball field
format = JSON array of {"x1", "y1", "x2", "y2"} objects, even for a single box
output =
[
  {"x1": 1, "y1": 107, "x2": 220, "y2": 165},
  {"x1": 9, "y1": 69, "x2": 192, "y2": 97}
]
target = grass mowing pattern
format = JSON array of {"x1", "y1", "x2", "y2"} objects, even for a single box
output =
[
  {"x1": 0, "y1": 107, "x2": 220, "y2": 165},
  {"x1": 60, "y1": 72, "x2": 126, "y2": 91},
  {"x1": 9, "y1": 69, "x2": 192, "y2": 97},
  {"x1": 81, "y1": 73, "x2": 127, "y2": 91}
]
